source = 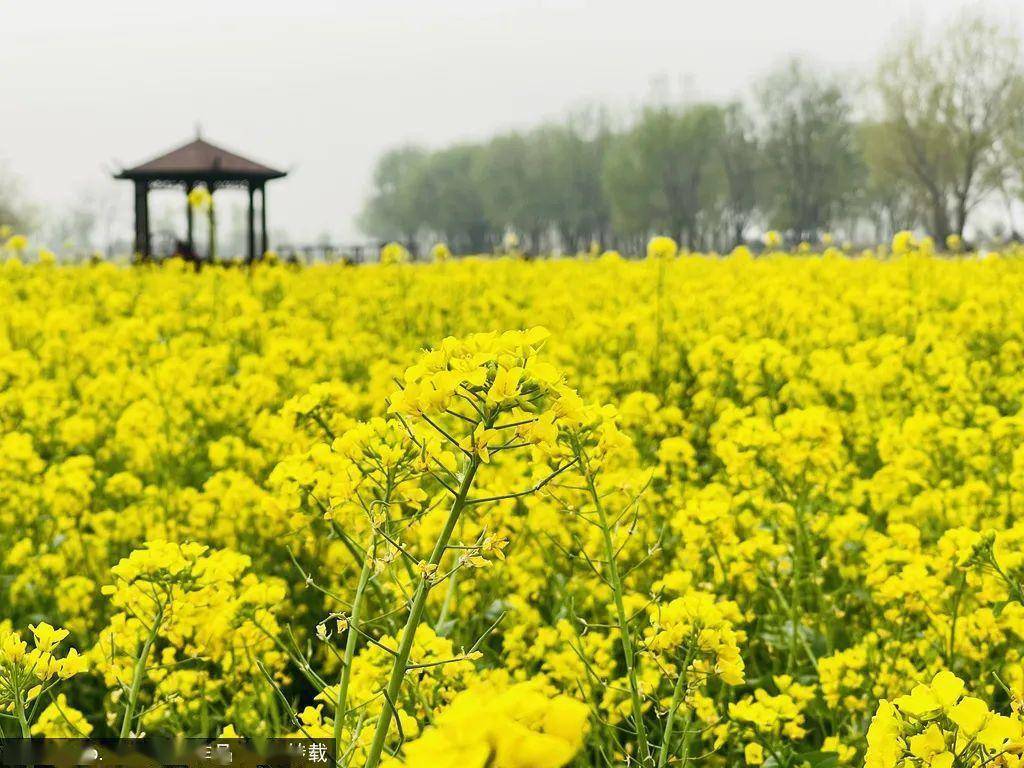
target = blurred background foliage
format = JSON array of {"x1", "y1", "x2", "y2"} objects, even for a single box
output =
[{"x1": 359, "y1": 10, "x2": 1024, "y2": 253}]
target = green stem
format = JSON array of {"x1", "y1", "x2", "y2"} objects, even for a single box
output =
[
  {"x1": 362, "y1": 456, "x2": 481, "y2": 768},
  {"x1": 990, "y1": 556, "x2": 1024, "y2": 605},
  {"x1": 15, "y1": 689, "x2": 31, "y2": 737},
  {"x1": 788, "y1": 569, "x2": 800, "y2": 673},
  {"x1": 658, "y1": 641, "x2": 697, "y2": 768},
  {"x1": 335, "y1": 544, "x2": 375, "y2": 753},
  {"x1": 578, "y1": 442, "x2": 653, "y2": 767},
  {"x1": 120, "y1": 604, "x2": 165, "y2": 738}
]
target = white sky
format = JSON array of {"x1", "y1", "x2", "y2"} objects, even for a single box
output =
[{"x1": 0, "y1": 0, "x2": 1016, "y2": 245}]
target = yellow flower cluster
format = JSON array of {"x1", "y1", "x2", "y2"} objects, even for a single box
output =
[
  {"x1": 867, "y1": 671, "x2": 1024, "y2": 768},
  {"x1": 380, "y1": 242, "x2": 410, "y2": 265},
  {"x1": 645, "y1": 591, "x2": 746, "y2": 685},
  {"x1": 4, "y1": 238, "x2": 1024, "y2": 766},
  {"x1": 0, "y1": 623, "x2": 86, "y2": 735},
  {"x1": 93, "y1": 540, "x2": 287, "y2": 736},
  {"x1": 395, "y1": 679, "x2": 589, "y2": 768}
]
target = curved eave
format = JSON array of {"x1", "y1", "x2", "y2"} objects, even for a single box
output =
[{"x1": 114, "y1": 170, "x2": 287, "y2": 183}]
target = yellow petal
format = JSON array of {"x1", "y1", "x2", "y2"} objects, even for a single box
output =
[
  {"x1": 908, "y1": 724, "x2": 945, "y2": 759},
  {"x1": 895, "y1": 684, "x2": 941, "y2": 718},
  {"x1": 978, "y1": 715, "x2": 1024, "y2": 749},
  {"x1": 929, "y1": 671, "x2": 965, "y2": 710},
  {"x1": 949, "y1": 696, "x2": 988, "y2": 735}
]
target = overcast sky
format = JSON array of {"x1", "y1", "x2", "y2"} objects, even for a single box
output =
[{"x1": 0, "y1": 0, "x2": 1016, "y2": 245}]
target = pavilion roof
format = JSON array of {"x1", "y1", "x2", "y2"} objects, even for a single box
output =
[{"x1": 115, "y1": 137, "x2": 286, "y2": 182}]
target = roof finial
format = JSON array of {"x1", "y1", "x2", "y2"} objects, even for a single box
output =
[{"x1": 195, "y1": 122, "x2": 203, "y2": 140}]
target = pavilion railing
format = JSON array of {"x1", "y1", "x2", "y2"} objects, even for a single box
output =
[{"x1": 274, "y1": 242, "x2": 410, "y2": 265}]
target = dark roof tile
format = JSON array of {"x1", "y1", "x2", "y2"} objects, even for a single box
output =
[{"x1": 116, "y1": 137, "x2": 286, "y2": 180}]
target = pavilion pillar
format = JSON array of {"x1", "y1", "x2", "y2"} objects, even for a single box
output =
[
  {"x1": 185, "y1": 182, "x2": 195, "y2": 255},
  {"x1": 207, "y1": 181, "x2": 217, "y2": 262},
  {"x1": 133, "y1": 180, "x2": 150, "y2": 258},
  {"x1": 247, "y1": 182, "x2": 256, "y2": 264},
  {"x1": 259, "y1": 184, "x2": 268, "y2": 257}
]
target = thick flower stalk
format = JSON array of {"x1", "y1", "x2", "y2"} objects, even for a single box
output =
[
  {"x1": 645, "y1": 592, "x2": 746, "y2": 767},
  {"x1": 362, "y1": 327, "x2": 581, "y2": 768},
  {"x1": 570, "y1": 420, "x2": 656, "y2": 766}
]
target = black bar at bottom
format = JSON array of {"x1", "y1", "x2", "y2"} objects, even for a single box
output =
[{"x1": 0, "y1": 739, "x2": 334, "y2": 768}]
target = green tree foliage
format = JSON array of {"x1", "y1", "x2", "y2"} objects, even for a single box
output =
[
  {"x1": 757, "y1": 59, "x2": 863, "y2": 242},
  {"x1": 358, "y1": 146, "x2": 429, "y2": 242},
  {"x1": 857, "y1": 122, "x2": 927, "y2": 242},
  {"x1": 719, "y1": 102, "x2": 764, "y2": 248},
  {"x1": 473, "y1": 131, "x2": 547, "y2": 251},
  {"x1": 538, "y1": 111, "x2": 613, "y2": 251},
  {"x1": 361, "y1": 117, "x2": 613, "y2": 254},
  {"x1": 415, "y1": 145, "x2": 493, "y2": 253},
  {"x1": 603, "y1": 104, "x2": 725, "y2": 248},
  {"x1": 359, "y1": 9, "x2": 1024, "y2": 251}
]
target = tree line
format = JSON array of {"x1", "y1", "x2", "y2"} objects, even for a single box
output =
[{"x1": 360, "y1": 10, "x2": 1024, "y2": 254}]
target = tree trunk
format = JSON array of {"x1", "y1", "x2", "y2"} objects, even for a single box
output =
[
  {"x1": 930, "y1": 199, "x2": 951, "y2": 243},
  {"x1": 954, "y1": 194, "x2": 969, "y2": 237}
]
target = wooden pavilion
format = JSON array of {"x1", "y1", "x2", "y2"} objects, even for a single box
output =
[{"x1": 114, "y1": 133, "x2": 287, "y2": 262}]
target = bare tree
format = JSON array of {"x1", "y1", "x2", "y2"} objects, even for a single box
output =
[
  {"x1": 873, "y1": 10, "x2": 1024, "y2": 240},
  {"x1": 858, "y1": 121, "x2": 927, "y2": 241}
]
